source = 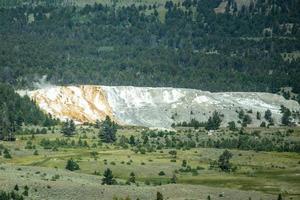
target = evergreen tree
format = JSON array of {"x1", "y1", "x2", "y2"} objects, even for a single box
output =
[
  {"x1": 228, "y1": 121, "x2": 237, "y2": 131},
  {"x1": 69, "y1": 120, "x2": 76, "y2": 134},
  {"x1": 129, "y1": 135, "x2": 135, "y2": 146},
  {"x1": 3, "y1": 148, "x2": 12, "y2": 159},
  {"x1": 264, "y1": 109, "x2": 272, "y2": 122},
  {"x1": 14, "y1": 184, "x2": 19, "y2": 191},
  {"x1": 260, "y1": 121, "x2": 266, "y2": 127},
  {"x1": 169, "y1": 150, "x2": 177, "y2": 158},
  {"x1": 156, "y1": 192, "x2": 163, "y2": 200},
  {"x1": 218, "y1": 150, "x2": 233, "y2": 172},
  {"x1": 256, "y1": 112, "x2": 261, "y2": 120},
  {"x1": 170, "y1": 174, "x2": 177, "y2": 184},
  {"x1": 65, "y1": 158, "x2": 80, "y2": 171},
  {"x1": 205, "y1": 111, "x2": 222, "y2": 130},
  {"x1": 182, "y1": 160, "x2": 187, "y2": 167},
  {"x1": 128, "y1": 172, "x2": 136, "y2": 183},
  {"x1": 61, "y1": 120, "x2": 76, "y2": 136},
  {"x1": 99, "y1": 116, "x2": 117, "y2": 143},
  {"x1": 102, "y1": 168, "x2": 116, "y2": 185},
  {"x1": 281, "y1": 106, "x2": 292, "y2": 126},
  {"x1": 242, "y1": 115, "x2": 252, "y2": 127},
  {"x1": 0, "y1": 84, "x2": 58, "y2": 141},
  {"x1": 95, "y1": 119, "x2": 101, "y2": 128}
]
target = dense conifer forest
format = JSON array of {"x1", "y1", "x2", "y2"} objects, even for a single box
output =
[
  {"x1": 0, "y1": 83, "x2": 58, "y2": 140},
  {"x1": 0, "y1": 0, "x2": 299, "y2": 93}
]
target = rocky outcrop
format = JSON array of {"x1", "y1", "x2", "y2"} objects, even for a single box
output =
[{"x1": 21, "y1": 85, "x2": 300, "y2": 128}]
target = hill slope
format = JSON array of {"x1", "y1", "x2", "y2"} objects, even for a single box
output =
[
  {"x1": 0, "y1": 0, "x2": 299, "y2": 92},
  {"x1": 0, "y1": 84, "x2": 57, "y2": 140},
  {"x1": 22, "y1": 85, "x2": 300, "y2": 128}
]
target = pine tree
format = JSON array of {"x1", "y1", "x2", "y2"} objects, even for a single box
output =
[
  {"x1": 205, "y1": 111, "x2": 222, "y2": 130},
  {"x1": 61, "y1": 119, "x2": 76, "y2": 136},
  {"x1": 95, "y1": 119, "x2": 101, "y2": 128},
  {"x1": 69, "y1": 120, "x2": 76, "y2": 134},
  {"x1": 228, "y1": 121, "x2": 236, "y2": 131},
  {"x1": 256, "y1": 111, "x2": 261, "y2": 120},
  {"x1": 218, "y1": 150, "x2": 233, "y2": 172},
  {"x1": 102, "y1": 168, "x2": 116, "y2": 185},
  {"x1": 99, "y1": 116, "x2": 117, "y2": 143},
  {"x1": 281, "y1": 106, "x2": 292, "y2": 126},
  {"x1": 128, "y1": 172, "x2": 136, "y2": 183},
  {"x1": 129, "y1": 135, "x2": 135, "y2": 146},
  {"x1": 264, "y1": 109, "x2": 272, "y2": 122},
  {"x1": 65, "y1": 158, "x2": 80, "y2": 171},
  {"x1": 14, "y1": 184, "x2": 19, "y2": 191},
  {"x1": 156, "y1": 192, "x2": 163, "y2": 200},
  {"x1": 170, "y1": 174, "x2": 177, "y2": 184}
]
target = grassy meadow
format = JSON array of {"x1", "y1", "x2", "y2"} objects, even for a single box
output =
[{"x1": 1, "y1": 126, "x2": 300, "y2": 199}]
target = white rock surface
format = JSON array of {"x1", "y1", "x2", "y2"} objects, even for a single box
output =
[{"x1": 19, "y1": 85, "x2": 300, "y2": 128}]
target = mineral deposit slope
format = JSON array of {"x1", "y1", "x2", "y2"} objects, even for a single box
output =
[{"x1": 21, "y1": 85, "x2": 300, "y2": 128}]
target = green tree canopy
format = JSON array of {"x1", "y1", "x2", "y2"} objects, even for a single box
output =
[
  {"x1": 99, "y1": 116, "x2": 117, "y2": 143},
  {"x1": 102, "y1": 168, "x2": 116, "y2": 185}
]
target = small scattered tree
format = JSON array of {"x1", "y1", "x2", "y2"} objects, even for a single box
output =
[
  {"x1": 3, "y1": 148, "x2": 12, "y2": 159},
  {"x1": 61, "y1": 119, "x2": 76, "y2": 136},
  {"x1": 129, "y1": 135, "x2": 135, "y2": 146},
  {"x1": 260, "y1": 121, "x2": 266, "y2": 127},
  {"x1": 158, "y1": 171, "x2": 165, "y2": 176},
  {"x1": 264, "y1": 109, "x2": 272, "y2": 122},
  {"x1": 228, "y1": 121, "x2": 237, "y2": 131},
  {"x1": 205, "y1": 111, "x2": 222, "y2": 130},
  {"x1": 238, "y1": 110, "x2": 245, "y2": 119},
  {"x1": 102, "y1": 168, "x2": 116, "y2": 185},
  {"x1": 242, "y1": 115, "x2": 252, "y2": 127},
  {"x1": 168, "y1": 150, "x2": 177, "y2": 158},
  {"x1": 14, "y1": 184, "x2": 19, "y2": 191},
  {"x1": 256, "y1": 111, "x2": 261, "y2": 120},
  {"x1": 99, "y1": 116, "x2": 117, "y2": 143},
  {"x1": 95, "y1": 119, "x2": 101, "y2": 128},
  {"x1": 65, "y1": 158, "x2": 80, "y2": 171},
  {"x1": 281, "y1": 106, "x2": 292, "y2": 126},
  {"x1": 156, "y1": 192, "x2": 163, "y2": 200},
  {"x1": 23, "y1": 185, "x2": 29, "y2": 196},
  {"x1": 218, "y1": 150, "x2": 233, "y2": 172},
  {"x1": 170, "y1": 174, "x2": 177, "y2": 184},
  {"x1": 128, "y1": 172, "x2": 136, "y2": 183},
  {"x1": 182, "y1": 160, "x2": 187, "y2": 167},
  {"x1": 33, "y1": 150, "x2": 39, "y2": 155}
]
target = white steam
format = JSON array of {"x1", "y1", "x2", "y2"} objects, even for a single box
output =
[{"x1": 33, "y1": 75, "x2": 55, "y2": 89}]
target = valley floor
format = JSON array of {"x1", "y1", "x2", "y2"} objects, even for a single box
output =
[
  {"x1": 0, "y1": 164, "x2": 275, "y2": 200},
  {"x1": 0, "y1": 126, "x2": 300, "y2": 200}
]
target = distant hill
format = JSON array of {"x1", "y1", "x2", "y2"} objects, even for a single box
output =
[{"x1": 0, "y1": 0, "x2": 299, "y2": 93}]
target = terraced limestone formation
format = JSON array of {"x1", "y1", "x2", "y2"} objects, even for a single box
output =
[{"x1": 21, "y1": 85, "x2": 300, "y2": 128}]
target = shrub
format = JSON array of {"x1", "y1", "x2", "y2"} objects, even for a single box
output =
[
  {"x1": 65, "y1": 158, "x2": 80, "y2": 171},
  {"x1": 156, "y1": 192, "x2": 163, "y2": 200},
  {"x1": 3, "y1": 149, "x2": 12, "y2": 159},
  {"x1": 158, "y1": 171, "x2": 165, "y2": 176},
  {"x1": 102, "y1": 168, "x2": 116, "y2": 185},
  {"x1": 33, "y1": 150, "x2": 39, "y2": 155},
  {"x1": 14, "y1": 184, "x2": 19, "y2": 191}
]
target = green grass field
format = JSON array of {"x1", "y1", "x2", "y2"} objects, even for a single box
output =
[{"x1": 1, "y1": 126, "x2": 300, "y2": 199}]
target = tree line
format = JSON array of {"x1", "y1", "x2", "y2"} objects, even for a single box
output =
[
  {"x1": 0, "y1": 84, "x2": 58, "y2": 141},
  {"x1": 0, "y1": 0, "x2": 299, "y2": 94}
]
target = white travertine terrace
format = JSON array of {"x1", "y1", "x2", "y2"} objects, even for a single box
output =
[{"x1": 19, "y1": 85, "x2": 300, "y2": 128}]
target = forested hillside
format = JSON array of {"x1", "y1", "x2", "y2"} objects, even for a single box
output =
[
  {"x1": 0, "y1": 84, "x2": 58, "y2": 140},
  {"x1": 0, "y1": 0, "x2": 299, "y2": 93}
]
